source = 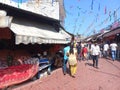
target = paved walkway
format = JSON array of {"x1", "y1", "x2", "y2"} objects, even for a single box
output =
[{"x1": 12, "y1": 58, "x2": 120, "y2": 90}]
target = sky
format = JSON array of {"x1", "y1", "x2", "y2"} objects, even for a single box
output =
[{"x1": 64, "y1": 0, "x2": 120, "y2": 36}]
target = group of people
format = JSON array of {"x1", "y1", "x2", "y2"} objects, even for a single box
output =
[
  {"x1": 62, "y1": 40, "x2": 118, "y2": 78},
  {"x1": 103, "y1": 41, "x2": 118, "y2": 61}
]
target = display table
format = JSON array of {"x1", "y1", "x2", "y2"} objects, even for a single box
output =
[{"x1": 36, "y1": 58, "x2": 51, "y2": 79}]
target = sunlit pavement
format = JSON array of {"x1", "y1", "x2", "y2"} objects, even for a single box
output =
[{"x1": 12, "y1": 58, "x2": 120, "y2": 90}]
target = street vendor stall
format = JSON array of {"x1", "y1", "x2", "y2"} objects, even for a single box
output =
[{"x1": 0, "y1": 2, "x2": 71, "y2": 89}]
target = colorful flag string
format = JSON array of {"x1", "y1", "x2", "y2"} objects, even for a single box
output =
[
  {"x1": 109, "y1": 11, "x2": 112, "y2": 21},
  {"x1": 98, "y1": 3, "x2": 100, "y2": 11},
  {"x1": 104, "y1": 6, "x2": 107, "y2": 14},
  {"x1": 91, "y1": 0, "x2": 94, "y2": 10}
]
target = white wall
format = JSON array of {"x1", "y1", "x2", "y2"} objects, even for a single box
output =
[{"x1": 0, "y1": 0, "x2": 59, "y2": 20}]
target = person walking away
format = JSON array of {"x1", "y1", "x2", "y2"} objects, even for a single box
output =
[
  {"x1": 110, "y1": 41, "x2": 118, "y2": 61},
  {"x1": 82, "y1": 45, "x2": 88, "y2": 60},
  {"x1": 117, "y1": 43, "x2": 120, "y2": 60},
  {"x1": 99, "y1": 43, "x2": 103, "y2": 58},
  {"x1": 63, "y1": 43, "x2": 70, "y2": 75},
  {"x1": 103, "y1": 42, "x2": 109, "y2": 59},
  {"x1": 76, "y1": 42, "x2": 81, "y2": 60},
  {"x1": 80, "y1": 42, "x2": 84, "y2": 60},
  {"x1": 68, "y1": 44, "x2": 78, "y2": 78},
  {"x1": 87, "y1": 43, "x2": 90, "y2": 60},
  {"x1": 91, "y1": 43, "x2": 100, "y2": 69}
]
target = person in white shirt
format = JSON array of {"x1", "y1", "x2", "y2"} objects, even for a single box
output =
[
  {"x1": 103, "y1": 42, "x2": 109, "y2": 59},
  {"x1": 110, "y1": 42, "x2": 118, "y2": 61},
  {"x1": 91, "y1": 42, "x2": 100, "y2": 68}
]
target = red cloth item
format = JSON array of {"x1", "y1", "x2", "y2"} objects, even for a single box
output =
[
  {"x1": 82, "y1": 47, "x2": 88, "y2": 53},
  {"x1": 0, "y1": 64, "x2": 38, "y2": 89}
]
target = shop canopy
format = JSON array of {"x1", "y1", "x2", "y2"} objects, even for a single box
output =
[
  {"x1": 10, "y1": 22, "x2": 68, "y2": 45},
  {"x1": 103, "y1": 27, "x2": 120, "y2": 38}
]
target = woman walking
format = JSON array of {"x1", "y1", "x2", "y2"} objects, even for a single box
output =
[{"x1": 68, "y1": 44, "x2": 78, "y2": 77}]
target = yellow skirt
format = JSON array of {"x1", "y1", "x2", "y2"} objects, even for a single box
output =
[{"x1": 69, "y1": 64, "x2": 77, "y2": 76}]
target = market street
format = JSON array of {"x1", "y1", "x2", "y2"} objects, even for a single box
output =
[{"x1": 12, "y1": 58, "x2": 120, "y2": 90}]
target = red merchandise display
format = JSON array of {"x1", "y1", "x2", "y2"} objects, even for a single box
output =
[{"x1": 0, "y1": 63, "x2": 39, "y2": 89}]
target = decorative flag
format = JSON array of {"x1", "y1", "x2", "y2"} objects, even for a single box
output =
[
  {"x1": 82, "y1": 17, "x2": 85, "y2": 22},
  {"x1": 75, "y1": 18, "x2": 78, "y2": 22},
  {"x1": 93, "y1": 29, "x2": 96, "y2": 34},
  {"x1": 109, "y1": 11, "x2": 111, "y2": 21},
  {"x1": 82, "y1": 10, "x2": 87, "y2": 14},
  {"x1": 91, "y1": 0, "x2": 94, "y2": 10},
  {"x1": 77, "y1": 6, "x2": 81, "y2": 10},
  {"x1": 98, "y1": 3, "x2": 100, "y2": 11},
  {"x1": 96, "y1": 14, "x2": 99, "y2": 22},
  {"x1": 65, "y1": 9, "x2": 72, "y2": 15},
  {"x1": 104, "y1": 18, "x2": 109, "y2": 24},
  {"x1": 104, "y1": 6, "x2": 107, "y2": 14},
  {"x1": 70, "y1": 5, "x2": 74, "y2": 9},
  {"x1": 100, "y1": 29, "x2": 105, "y2": 33},
  {"x1": 111, "y1": 21, "x2": 119, "y2": 30},
  {"x1": 17, "y1": 0, "x2": 22, "y2": 8},
  {"x1": 73, "y1": 25, "x2": 76, "y2": 34},
  {"x1": 113, "y1": 10, "x2": 117, "y2": 21},
  {"x1": 88, "y1": 11, "x2": 93, "y2": 14},
  {"x1": 78, "y1": 12, "x2": 80, "y2": 16}
]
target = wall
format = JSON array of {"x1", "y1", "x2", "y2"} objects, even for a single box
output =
[{"x1": 0, "y1": 0, "x2": 59, "y2": 20}]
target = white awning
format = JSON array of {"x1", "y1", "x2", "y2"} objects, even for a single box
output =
[
  {"x1": 0, "y1": 16, "x2": 13, "y2": 28},
  {"x1": 10, "y1": 23, "x2": 68, "y2": 44}
]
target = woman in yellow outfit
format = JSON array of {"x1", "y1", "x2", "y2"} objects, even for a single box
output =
[{"x1": 68, "y1": 44, "x2": 78, "y2": 78}]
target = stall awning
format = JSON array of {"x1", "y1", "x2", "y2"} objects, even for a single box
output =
[
  {"x1": 103, "y1": 28, "x2": 120, "y2": 37},
  {"x1": 0, "y1": 16, "x2": 13, "y2": 28},
  {"x1": 10, "y1": 23, "x2": 68, "y2": 44}
]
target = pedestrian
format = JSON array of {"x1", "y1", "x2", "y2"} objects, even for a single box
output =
[
  {"x1": 63, "y1": 43, "x2": 70, "y2": 75},
  {"x1": 76, "y1": 42, "x2": 81, "y2": 60},
  {"x1": 90, "y1": 42, "x2": 100, "y2": 69},
  {"x1": 99, "y1": 43, "x2": 103, "y2": 58},
  {"x1": 117, "y1": 43, "x2": 120, "y2": 60},
  {"x1": 80, "y1": 42, "x2": 84, "y2": 60},
  {"x1": 103, "y1": 42, "x2": 109, "y2": 59},
  {"x1": 68, "y1": 44, "x2": 78, "y2": 78},
  {"x1": 87, "y1": 43, "x2": 92, "y2": 60},
  {"x1": 82, "y1": 45, "x2": 88, "y2": 60},
  {"x1": 110, "y1": 41, "x2": 118, "y2": 61}
]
